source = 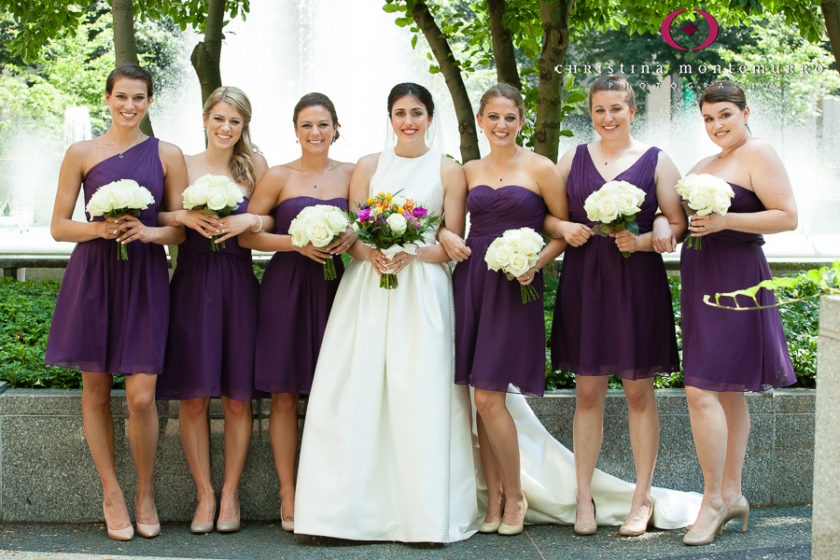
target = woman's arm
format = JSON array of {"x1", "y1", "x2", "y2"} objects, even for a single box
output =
[
  {"x1": 411, "y1": 157, "x2": 468, "y2": 266},
  {"x1": 688, "y1": 141, "x2": 797, "y2": 238}
]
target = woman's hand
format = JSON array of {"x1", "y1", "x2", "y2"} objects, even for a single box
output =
[
  {"x1": 295, "y1": 242, "x2": 334, "y2": 264},
  {"x1": 438, "y1": 227, "x2": 471, "y2": 263},
  {"x1": 516, "y1": 267, "x2": 538, "y2": 286},
  {"x1": 687, "y1": 213, "x2": 726, "y2": 237},
  {"x1": 651, "y1": 214, "x2": 677, "y2": 253},
  {"x1": 560, "y1": 221, "x2": 593, "y2": 247},
  {"x1": 612, "y1": 229, "x2": 638, "y2": 254},
  {"x1": 325, "y1": 228, "x2": 357, "y2": 255},
  {"x1": 116, "y1": 215, "x2": 158, "y2": 244},
  {"x1": 386, "y1": 251, "x2": 417, "y2": 275},
  {"x1": 179, "y1": 210, "x2": 223, "y2": 239},
  {"x1": 96, "y1": 217, "x2": 124, "y2": 241},
  {"x1": 214, "y1": 213, "x2": 258, "y2": 244}
]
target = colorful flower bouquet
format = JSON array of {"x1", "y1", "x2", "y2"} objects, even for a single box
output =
[
  {"x1": 583, "y1": 180, "x2": 647, "y2": 258},
  {"x1": 181, "y1": 174, "x2": 245, "y2": 251},
  {"x1": 349, "y1": 192, "x2": 440, "y2": 289},
  {"x1": 85, "y1": 178, "x2": 155, "y2": 261},
  {"x1": 289, "y1": 204, "x2": 350, "y2": 280},
  {"x1": 485, "y1": 227, "x2": 545, "y2": 303},
  {"x1": 675, "y1": 173, "x2": 735, "y2": 250}
]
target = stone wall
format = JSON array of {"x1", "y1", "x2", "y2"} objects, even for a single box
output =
[{"x1": 0, "y1": 383, "x2": 814, "y2": 522}]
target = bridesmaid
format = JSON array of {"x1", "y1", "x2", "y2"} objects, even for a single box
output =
[
  {"x1": 44, "y1": 63, "x2": 187, "y2": 540},
  {"x1": 238, "y1": 92, "x2": 354, "y2": 532},
  {"x1": 156, "y1": 86, "x2": 268, "y2": 533},
  {"x1": 547, "y1": 75, "x2": 686, "y2": 536},
  {"x1": 680, "y1": 80, "x2": 796, "y2": 546},
  {"x1": 450, "y1": 83, "x2": 567, "y2": 536}
]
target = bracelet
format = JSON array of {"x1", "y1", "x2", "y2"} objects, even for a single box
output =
[{"x1": 251, "y1": 214, "x2": 263, "y2": 233}]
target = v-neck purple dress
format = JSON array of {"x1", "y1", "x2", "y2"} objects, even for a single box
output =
[
  {"x1": 551, "y1": 144, "x2": 679, "y2": 379},
  {"x1": 45, "y1": 138, "x2": 170, "y2": 375},
  {"x1": 156, "y1": 196, "x2": 259, "y2": 402},
  {"x1": 680, "y1": 183, "x2": 795, "y2": 391},
  {"x1": 454, "y1": 185, "x2": 547, "y2": 396},
  {"x1": 253, "y1": 196, "x2": 348, "y2": 395}
]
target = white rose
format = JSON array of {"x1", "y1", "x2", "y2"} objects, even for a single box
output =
[
  {"x1": 387, "y1": 213, "x2": 407, "y2": 235},
  {"x1": 712, "y1": 192, "x2": 732, "y2": 215},
  {"x1": 505, "y1": 228, "x2": 543, "y2": 256},
  {"x1": 584, "y1": 192, "x2": 602, "y2": 222},
  {"x1": 182, "y1": 183, "x2": 205, "y2": 210},
  {"x1": 305, "y1": 220, "x2": 333, "y2": 247},
  {"x1": 288, "y1": 216, "x2": 309, "y2": 247},
  {"x1": 324, "y1": 208, "x2": 349, "y2": 234},
  {"x1": 485, "y1": 241, "x2": 512, "y2": 271},
  {"x1": 594, "y1": 195, "x2": 619, "y2": 223},
  {"x1": 615, "y1": 192, "x2": 639, "y2": 216},
  {"x1": 688, "y1": 186, "x2": 714, "y2": 215},
  {"x1": 205, "y1": 187, "x2": 230, "y2": 211},
  {"x1": 507, "y1": 252, "x2": 531, "y2": 277}
]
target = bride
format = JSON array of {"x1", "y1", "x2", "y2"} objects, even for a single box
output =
[{"x1": 294, "y1": 82, "x2": 481, "y2": 542}]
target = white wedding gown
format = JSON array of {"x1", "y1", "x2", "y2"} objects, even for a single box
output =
[
  {"x1": 295, "y1": 148, "x2": 482, "y2": 542},
  {"x1": 295, "y1": 149, "x2": 701, "y2": 543}
]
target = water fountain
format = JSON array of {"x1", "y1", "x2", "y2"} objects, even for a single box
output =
[{"x1": 0, "y1": 0, "x2": 837, "y2": 261}]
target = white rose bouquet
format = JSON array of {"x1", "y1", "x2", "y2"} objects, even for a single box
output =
[
  {"x1": 674, "y1": 173, "x2": 735, "y2": 250},
  {"x1": 181, "y1": 174, "x2": 245, "y2": 251},
  {"x1": 583, "y1": 180, "x2": 647, "y2": 259},
  {"x1": 288, "y1": 204, "x2": 350, "y2": 280},
  {"x1": 349, "y1": 191, "x2": 440, "y2": 289},
  {"x1": 85, "y1": 178, "x2": 155, "y2": 261},
  {"x1": 484, "y1": 227, "x2": 546, "y2": 303}
]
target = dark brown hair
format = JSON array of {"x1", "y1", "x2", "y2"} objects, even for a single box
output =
[
  {"x1": 293, "y1": 92, "x2": 341, "y2": 142},
  {"x1": 588, "y1": 75, "x2": 635, "y2": 110},
  {"x1": 478, "y1": 83, "x2": 524, "y2": 119},
  {"x1": 106, "y1": 63, "x2": 153, "y2": 98},
  {"x1": 387, "y1": 83, "x2": 435, "y2": 117},
  {"x1": 699, "y1": 80, "x2": 747, "y2": 111}
]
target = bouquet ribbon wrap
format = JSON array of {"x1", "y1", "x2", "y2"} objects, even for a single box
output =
[{"x1": 379, "y1": 243, "x2": 417, "y2": 289}]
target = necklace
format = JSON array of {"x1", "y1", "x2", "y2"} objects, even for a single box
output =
[
  {"x1": 488, "y1": 149, "x2": 519, "y2": 183},
  {"x1": 107, "y1": 129, "x2": 143, "y2": 159},
  {"x1": 300, "y1": 160, "x2": 332, "y2": 189}
]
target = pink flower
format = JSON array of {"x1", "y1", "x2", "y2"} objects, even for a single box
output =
[
  {"x1": 413, "y1": 207, "x2": 428, "y2": 218},
  {"x1": 358, "y1": 208, "x2": 371, "y2": 221}
]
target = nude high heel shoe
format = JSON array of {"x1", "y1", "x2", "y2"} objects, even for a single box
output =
[
  {"x1": 619, "y1": 498, "x2": 656, "y2": 536},
  {"x1": 683, "y1": 504, "x2": 727, "y2": 546},
  {"x1": 135, "y1": 500, "x2": 161, "y2": 538},
  {"x1": 479, "y1": 496, "x2": 505, "y2": 533},
  {"x1": 103, "y1": 501, "x2": 134, "y2": 541},
  {"x1": 574, "y1": 499, "x2": 597, "y2": 536},
  {"x1": 498, "y1": 495, "x2": 527, "y2": 536},
  {"x1": 723, "y1": 495, "x2": 749, "y2": 532}
]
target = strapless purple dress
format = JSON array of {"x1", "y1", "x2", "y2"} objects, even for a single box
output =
[
  {"x1": 453, "y1": 185, "x2": 547, "y2": 396},
  {"x1": 681, "y1": 183, "x2": 795, "y2": 391},
  {"x1": 552, "y1": 144, "x2": 679, "y2": 379},
  {"x1": 156, "y1": 198, "x2": 259, "y2": 401},
  {"x1": 45, "y1": 138, "x2": 169, "y2": 375},
  {"x1": 253, "y1": 196, "x2": 348, "y2": 394}
]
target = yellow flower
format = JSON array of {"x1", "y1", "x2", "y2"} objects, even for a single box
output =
[
  {"x1": 386, "y1": 194, "x2": 393, "y2": 201},
  {"x1": 397, "y1": 207, "x2": 404, "y2": 213},
  {"x1": 367, "y1": 197, "x2": 374, "y2": 205}
]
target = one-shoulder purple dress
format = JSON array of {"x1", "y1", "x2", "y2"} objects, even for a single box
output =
[
  {"x1": 45, "y1": 138, "x2": 169, "y2": 375},
  {"x1": 156, "y1": 198, "x2": 259, "y2": 401},
  {"x1": 253, "y1": 196, "x2": 348, "y2": 394},
  {"x1": 454, "y1": 185, "x2": 547, "y2": 397},
  {"x1": 681, "y1": 183, "x2": 795, "y2": 391},
  {"x1": 552, "y1": 145, "x2": 679, "y2": 379}
]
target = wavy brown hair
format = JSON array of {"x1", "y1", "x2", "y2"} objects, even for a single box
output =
[{"x1": 204, "y1": 86, "x2": 260, "y2": 192}]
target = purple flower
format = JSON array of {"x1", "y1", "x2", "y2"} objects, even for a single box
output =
[
  {"x1": 358, "y1": 208, "x2": 371, "y2": 221},
  {"x1": 413, "y1": 207, "x2": 428, "y2": 218}
]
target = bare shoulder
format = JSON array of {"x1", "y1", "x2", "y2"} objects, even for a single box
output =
[
  {"x1": 334, "y1": 160, "x2": 356, "y2": 174},
  {"x1": 556, "y1": 146, "x2": 577, "y2": 175},
  {"x1": 687, "y1": 154, "x2": 716, "y2": 175},
  {"x1": 440, "y1": 154, "x2": 464, "y2": 174},
  {"x1": 356, "y1": 152, "x2": 381, "y2": 170},
  {"x1": 524, "y1": 149, "x2": 556, "y2": 172},
  {"x1": 742, "y1": 138, "x2": 780, "y2": 161},
  {"x1": 157, "y1": 139, "x2": 184, "y2": 160}
]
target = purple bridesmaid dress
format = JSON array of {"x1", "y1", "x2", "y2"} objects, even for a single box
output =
[
  {"x1": 680, "y1": 183, "x2": 795, "y2": 391},
  {"x1": 253, "y1": 196, "x2": 348, "y2": 394},
  {"x1": 551, "y1": 144, "x2": 679, "y2": 378},
  {"x1": 156, "y1": 197, "x2": 259, "y2": 401},
  {"x1": 454, "y1": 185, "x2": 547, "y2": 397},
  {"x1": 45, "y1": 138, "x2": 170, "y2": 375}
]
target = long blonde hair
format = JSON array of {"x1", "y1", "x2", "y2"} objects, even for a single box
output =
[{"x1": 203, "y1": 86, "x2": 260, "y2": 191}]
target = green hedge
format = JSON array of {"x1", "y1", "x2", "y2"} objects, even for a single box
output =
[{"x1": 0, "y1": 273, "x2": 820, "y2": 390}]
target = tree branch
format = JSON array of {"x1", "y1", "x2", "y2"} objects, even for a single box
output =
[
  {"x1": 487, "y1": 0, "x2": 521, "y2": 89},
  {"x1": 411, "y1": 0, "x2": 480, "y2": 162},
  {"x1": 821, "y1": 0, "x2": 840, "y2": 80},
  {"x1": 110, "y1": 0, "x2": 153, "y2": 136},
  {"x1": 190, "y1": 0, "x2": 226, "y2": 104},
  {"x1": 534, "y1": 0, "x2": 572, "y2": 161}
]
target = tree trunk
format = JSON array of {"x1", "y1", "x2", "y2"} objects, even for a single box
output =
[
  {"x1": 487, "y1": 0, "x2": 521, "y2": 89},
  {"x1": 533, "y1": 0, "x2": 572, "y2": 161},
  {"x1": 822, "y1": 0, "x2": 840, "y2": 80},
  {"x1": 411, "y1": 1, "x2": 480, "y2": 162},
  {"x1": 190, "y1": 0, "x2": 225, "y2": 105},
  {"x1": 110, "y1": 0, "x2": 153, "y2": 136}
]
